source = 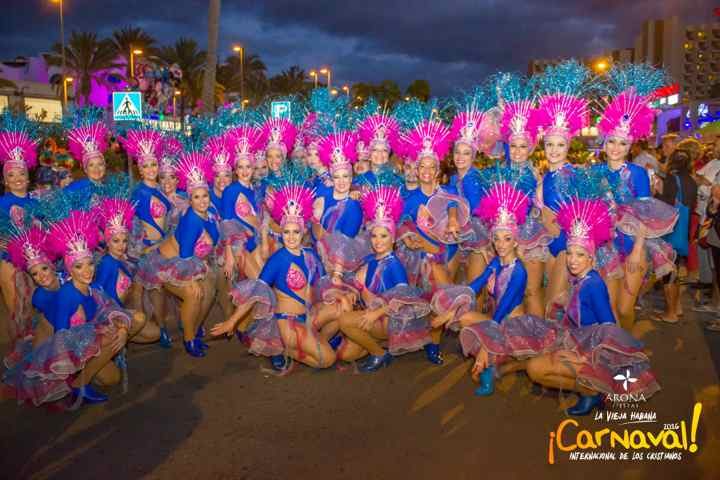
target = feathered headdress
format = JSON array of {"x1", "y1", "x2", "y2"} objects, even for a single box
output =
[
  {"x1": 475, "y1": 182, "x2": 529, "y2": 236},
  {"x1": 48, "y1": 210, "x2": 100, "y2": 270},
  {"x1": 597, "y1": 64, "x2": 667, "y2": 142},
  {"x1": 318, "y1": 130, "x2": 358, "y2": 175},
  {"x1": 452, "y1": 82, "x2": 500, "y2": 155},
  {"x1": 67, "y1": 122, "x2": 109, "y2": 168},
  {"x1": 500, "y1": 100, "x2": 541, "y2": 147},
  {"x1": 0, "y1": 130, "x2": 38, "y2": 175},
  {"x1": 205, "y1": 134, "x2": 233, "y2": 176},
  {"x1": 96, "y1": 197, "x2": 135, "y2": 241},
  {"x1": 259, "y1": 118, "x2": 297, "y2": 158},
  {"x1": 7, "y1": 226, "x2": 54, "y2": 272},
  {"x1": 401, "y1": 120, "x2": 451, "y2": 164},
  {"x1": 358, "y1": 114, "x2": 399, "y2": 153},
  {"x1": 122, "y1": 128, "x2": 164, "y2": 167},
  {"x1": 227, "y1": 125, "x2": 260, "y2": 167},
  {"x1": 266, "y1": 184, "x2": 315, "y2": 232},
  {"x1": 556, "y1": 197, "x2": 613, "y2": 255},
  {"x1": 361, "y1": 186, "x2": 404, "y2": 237},
  {"x1": 175, "y1": 152, "x2": 212, "y2": 192},
  {"x1": 536, "y1": 60, "x2": 592, "y2": 140},
  {"x1": 356, "y1": 140, "x2": 369, "y2": 162}
]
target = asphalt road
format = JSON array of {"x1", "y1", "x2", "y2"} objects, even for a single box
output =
[{"x1": 1, "y1": 292, "x2": 719, "y2": 480}]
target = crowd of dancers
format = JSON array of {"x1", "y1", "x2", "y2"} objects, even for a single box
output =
[{"x1": 1, "y1": 60, "x2": 675, "y2": 416}]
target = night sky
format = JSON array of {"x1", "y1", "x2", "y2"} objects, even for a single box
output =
[{"x1": 0, "y1": 0, "x2": 715, "y2": 95}]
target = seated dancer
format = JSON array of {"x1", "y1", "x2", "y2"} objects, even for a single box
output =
[
  {"x1": 337, "y1": 186, "x2": 431, "y2": 372},
  {"x1": 461, "y1": 197, "x2": 660, "y2": 416},
  {"x1": 5, "y1": 213, "x2": 138, "y2": 407},
  {"x1": 136, "y1": 153, "x2": 219, "y2": 357},
  {"x1": 595, "y1": 65, "x2": 678, "y2": 329},
  {"x1": 431, "y1": 183, "x2": 528, "y2": 333},
  {"x1": 94, "y1": 198, "x2": 160, "y2": 343},
  {"x1": 396, "y1": 119, "x2": 471, "y2": 364},
  {"x1": 212, "y1": 183, "x2": 346, "y2": 372},
  {"x1": 64, "y1": 122, "x2": 111, "y2": 198},
  {"x1": 0, "y1": 120, "x2": 39, "y2": 349},
  {"x1": 313, "y1": 130, "x2": 369, "y2": 276}
]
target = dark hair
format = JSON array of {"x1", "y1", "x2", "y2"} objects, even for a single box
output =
[{"x1": 668, "y1": 149, "x2": 690, "y2": 173}]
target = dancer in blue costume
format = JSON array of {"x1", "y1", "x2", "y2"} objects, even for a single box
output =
[
  {"x1": 353, "y1": 113, "x2": 402, "y2": 191},
  {"x1": 336, "y1": 186, "x2": 431, "y2": 371},
  {"x1": 213, "y1": 183, "x2": 348, "y2": 372},
  {"x1": 64, "y1": 122, "x2": 115, "y2": 202},
  {"x1": 135, "y1": 153, "x2": 219, "y2": 357},
  {"x1": 462, "y1": 197, "x2": 660, "y2": 415},
  {"x1": 158, "y1": 136, "x2": 189, "y2": 232}
]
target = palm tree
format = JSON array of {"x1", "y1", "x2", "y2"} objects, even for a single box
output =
[
  {"x1": 405, "y1": 79, "x2": 431, "y2": 102},
  {"x1": 269, "y1": 66, "x2": 310, "y2": 97},
  {"x1": 155, "y1": 38, "x2": 207, "y2": 118},
  {"x1": 202, "y1": 0, "x2": 221, "y2": 113},
  {"x1": 44, "y1": 31, "x2": 123, "y2": 105},
  {"x1": 111, "y1": 26, "x2": 157, "y2": 80},
  {"x1": 217, "y1": 52, "x2": 268, "y2": 103}
]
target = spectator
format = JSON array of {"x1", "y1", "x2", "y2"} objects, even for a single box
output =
[
  {"x1": 658, "y1": 133, "x2": 680, "y2": 172},
  {"x1": 655, "y1": 149, "x2": 698, "y2": 323},
  {"x1": 632, "y1": 140, "x2": 660, "y2": 173},
  {"x1": 703, "y1": 184, "x2": 720, "y2": 331},
  {"x1": 677, "y1": 138, "x2": 704, "y2": 281}
]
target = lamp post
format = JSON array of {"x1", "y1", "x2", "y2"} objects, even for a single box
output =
[
  {"x1": 593, "y1": 58, "x2": 610, "y2": 74},
  {"x1": 63, "y1": 76, "x2": 73, "y2": 110},
  {"x1": 51, "y1": 0, "x2": 67, "y2": 111},
  {"x1": 232, "y1": 44, "x2": 245, "y2": 103},
  {"x1": 242, "y1": 98, "x2": 249, "y2": 111},
  {"x1": 173, "y1": 89, "x2": 181, "y2": 120},
  {"x1": 319, "y1": 67, "x2": 331, "y2": 90},
  {"x1": 130, "y1": 48, "x2": 143, "y2": 79},
  {"x1": 342, "y1": 85, "x2": 349, "y2": 97},
  {"x1": 330, "y1": 88, "x2": 338, "y2": 96},
  {"x1": 309, "y1": 70, "x2": 318, "y2": 89}
]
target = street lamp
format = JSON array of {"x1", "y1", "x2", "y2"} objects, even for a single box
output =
[
  {"x1": 232, "y1": 44, "x2": 245, "y2": 102},
  {"x1": 50, "y1": 0, "x2": 66, "y2": 110},
  {"x1": 130, "y1": 48, "x2": 143, "y2": 79},
  {"x1": 341, "y1": 85, "x2": 349, "y2": 97},
  {"x1": 309, "y1": 70, "x2": 318, "y2": 89},
  {"x1": 404, "y1": 96, "x2": 411, "y2": 101},
  {"x1": 242, "y1": 98, "x2": 250, "y2": 111},
  {"x1": 594, "y1": 59, "x2": 610, "y2": 74},
  {"x1": 173, "y1": 89, "x2": 181, "y2": 120},
  {"x1": 330, "y1": 88, "x2": 338, "y2": 96},
  {"x1": 63, "y1": 76, "x2": 73, "y2": 110},
  {"x1": 319, "y1": 67, "x2": 331, "y2": 90}
]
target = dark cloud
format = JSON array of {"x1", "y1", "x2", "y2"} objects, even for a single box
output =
[{"x1": 0, "y1": 0, "x2": 716, "y2": 96}]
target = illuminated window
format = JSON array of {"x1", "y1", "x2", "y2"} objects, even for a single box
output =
[{"x1": 24, "y1": 97, "x2": 62, "y2": 123}]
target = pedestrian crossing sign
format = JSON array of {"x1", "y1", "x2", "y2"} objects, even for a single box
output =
[
  {"x1": 113, "y1": 92, "x2": 143, "y2": 121},
  {"x1": 271, "y1": 101, "x2": 291, "y2": 120}
]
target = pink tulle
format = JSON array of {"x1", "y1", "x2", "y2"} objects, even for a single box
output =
[
  {"x1": 598, "y1": 89, "x2": 657, "y2": 142},
  {"x1": 400, "y1": 120, "x2": 451, "y2": 163},
  {"x1": 475, "y1": 182, "x2": 529, "y2": 232},
  {"x1": 361, "y1": 186, "x2": 404, "y2": 235},
  {"x1": 7, "y1": 227, "x2": 53, "y2": 272},
  {"x1": 122, "y1": 128, "x2": 164, "y2": 166},
  {"x1": 95, "y1": 198, "x2": 135, "y2": 239},
  {"x1": 357, "y1": 114, "x2": 400, "y2": 151},
  {"x1": 175, "y1": 152, "x2": 212, "y2": 192},
  {"x1": 258, "y1": 118, "x2": 297, "y2": 155},
  {"x1": 500, "y1": 100, "x2": 541, "y2": 146},
  {"x1": 536, "y1": 94, "x2": 588, "y2": 140},
  {"x1": 556, "y1": 198, "x2": 613, "y2": 254},
  {"x1": 67, "y1": 123, "x2": 109, "y2": 168},
  {"x1": 0, "y1": 130, "x2": 38, "y2": 172},
  {"x1": 318, "y1": 131, "x2": 358, "y2": 173}
]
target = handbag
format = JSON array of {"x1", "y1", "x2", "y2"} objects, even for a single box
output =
[{"x1": 662, "y1": 175, "x2": 689, "y2": 257}]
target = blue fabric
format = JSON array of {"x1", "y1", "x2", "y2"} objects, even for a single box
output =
[
  {"x1": 94, "y1": 254, "x2": 132, "y2": 306},
  {"x1": 318, "y1": 191, "x2": 363, "y2": 237},
  {"x1": 402, "y1": 186, "x2": 460, "y2": 260},
  {"x1": 63, "y1": 177, "x2": 94, "y2": 193},
  {"x1": 662, "y1": 175, "x2": 689, "y2": 257},
  {"x1": 352, "y1": 171, "x2": 377, "y2": 187},
  {"x1": 364, "y1": 253, "x2": 408, "y2": 294},
  {"x1": 221, "y1": 181, "x2": 260, "y2": 252},
  {"x1": 131, "y1": 182, "x2": 172, "y2": 241},
  {"x1": 0, "y1": 192, "x2": 37, "y2": 218},
  {"x1": 468, "y1": 256, "x2": 527, "y2": 323},
  {"x1": 572, "y1": 270, "x2": 616, "y2": 327},
  {"x1": 53, "y1": 282, "x2": 98, "y2": 332},
  {"x1": 313, "y1": 173, "x2": 332, "y2": 192},
  {"x1": 210, "y1": 188, "x2": 223, "y2": 213},
  {"x1": 31, "y1": 286, "x2": 59, "y2": 325},
  {"x1": 174, "y1": 208, "x2": 220, "y2": 259},
  {"x1": 542, "y1": 163, "x2": 576, "y2": 257},
  {"x1": 449, "y1": 167, "x2": 483, "y2": 212},
  {"x1": 258, "y1": 247, "x2": 325, "y2": 306},
  {"x1": 401, "y1": 185, "x2": 418, "y2": 200}
]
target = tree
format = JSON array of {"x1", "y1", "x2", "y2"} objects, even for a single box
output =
[
  {"x1": 111, "y1": 26, "x2": 157, "y2": 80},
  {"x1": 155, "y1": 38, "x2": 207, "y2": 117},
  {"x1": 217, "y1": 52, "x2": 268, "y2": 103},
  {"x1": 374, "y1": 80, "x2": 402, "y2": 109},
  {"x1": 44, "y1": 31, "x2": 123, "y2": 105},
  {"x1": 269, "y1": 66, "x2": 311, "y2": 97},
  {"x1": 202, "y1": 0, "x2": 221, "y2": 113},
  {"x1": 350, "y1": 82, "x2": 374, "y2": 107},
  {"x1": 406, "y1": 79, "x2": 430, "y2": 102}
]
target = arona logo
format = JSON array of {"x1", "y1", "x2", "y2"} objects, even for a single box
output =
[{"x1": 613, "y1": 369, "x2": 638, "y2": 392}]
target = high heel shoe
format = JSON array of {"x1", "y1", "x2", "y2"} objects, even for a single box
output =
[
  {"x1": 159, "y1": 327, "x2": 172, "y2": 349},
  {"x1": 424, "y1": 343, "x2": 444, "y2": 365},
  {"x1": 270, "y1": 354, "x2": 291, "y2": 371},
  {"x1": 566, "y1": 393, "x2": 604, "y2": 416},
  {"x1": 474, "y1": 366, "x2": 495, "y2": 396},
  {"x1": 359, "y1": 350, "x2": 393, "y2": 372},
  {"x1": 195, "y1": 328, "x2": 209, "y2": 351},
  {"x1": 184, "y1": 339, "x2": 206, "y2": 358},
  {"x1": 328, "y1": 333, "x2": 343, "y2": 351},
  {"x1": 72, "y1": 384, "x2": 108, "y2": 404}
]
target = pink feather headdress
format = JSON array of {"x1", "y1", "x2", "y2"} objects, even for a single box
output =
[
  {"x1": 226, "y1": 125, "x2": 260, "y2": 166},
  {"x1": 358, "y1": 114, "x2": 399, "y2": 152},
  {"x1": 450, "y1": 110, "x2": 483, "y2": 152},
  {"x1": 266, "y1": 184, "x2": 315, "y2": 232},
  {"x1": 259, "y1": 118, "x2": 297, "y2": 158},
  {"x1": 0, "y1": 130, "x2": 38, "y2": 175},
  {"x1": 356, "y1": 140, "x2": 369, "y2": 162},
  {"x1": 160, "y1": 136, "x2": 184, "y2": 176},
  {"x1": 175, "y1": 152, "x2": 212, "y2": 192},
  {"x1": 597, "y1": 88, "x2": 657, "y2": 142},
  {"x1": 67, "y1": 122, "x2": 109, "y2": 169},
  {"x1": 401, "y1": 120, "x2": 451, "y2": 164},
  {"x1": 361, "y1": 186, "x2": 404, "y2": 237},
  {"x1": 205, "y1": 135, "x2": 233, "y2": 176},
  {"x1": 318, "y1": 131, "x2": 358, "y2": 174},
  {"x1": 556, "y1": 197, "x2": 613, "y2": 256},
  {"x1": 122, "y1": 128, "x2": 164, "y2": 167},
  {"x1": 95, "y1": 197, "x2": 135, "y2": 241},
  {"x1": 7, "y1": 226, "x2": 54, "y2": 272},
  {"x1": 48, "y1": 210, "x2": 101, "y2": 271},
  {"x1": 500, "y1": 100, "x2": 541, "y2": 147},
  {"x1": 475, "y1": 182, "x2": 529, "y2": 236},
  {"x1": 536, "y1": 94, "x2": 588, "y2": 141}
]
